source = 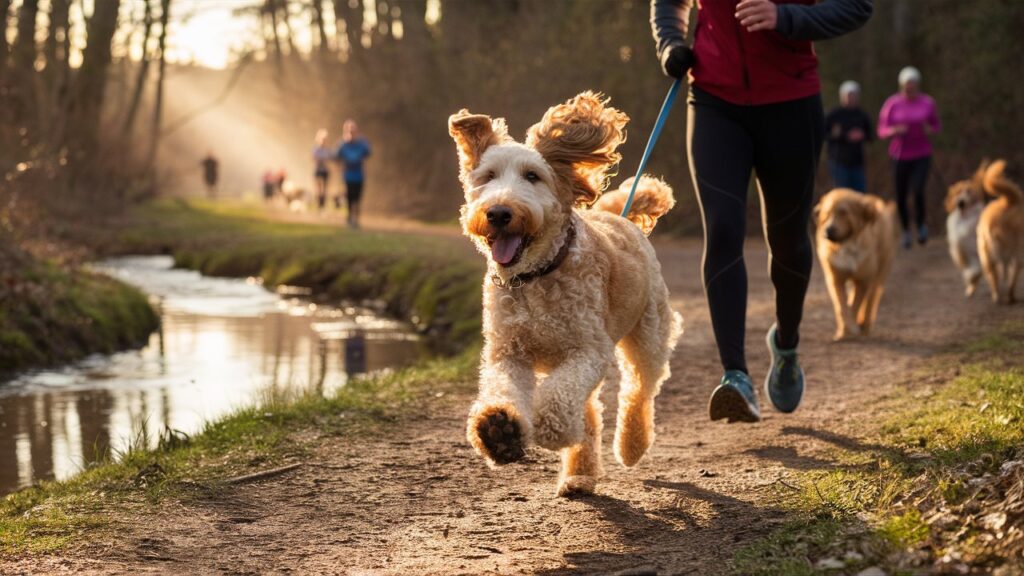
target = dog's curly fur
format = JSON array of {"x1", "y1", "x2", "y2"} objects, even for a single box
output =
[{"x1": 448, "y1": 92, "x2": 682, "y2": 497}]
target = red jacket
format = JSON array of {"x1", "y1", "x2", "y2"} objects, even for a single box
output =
[
  {"x1": 652, "y1": 0, "x2": 873, "y2": 106},
  {"x1": 693, "y1": 0, "x2": 818, "y2": 105}
]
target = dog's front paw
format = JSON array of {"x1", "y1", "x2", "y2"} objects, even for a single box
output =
[
  {"x1": 556, "y1": 475, "x2": 597, "y2": 498},
  {"x1": 832, "y1": 327, "x2": 852, "y2": 342},
  {"x1": 533, "y1": 402, "x2": 584, "y2": 451},
  {"x1": 466, "y1": 404, "x2": 526, "y2": 466}
]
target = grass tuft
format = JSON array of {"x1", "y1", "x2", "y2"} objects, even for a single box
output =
[{"x1": 733, "y1": 327, "x2": 1024, "y2": 575}]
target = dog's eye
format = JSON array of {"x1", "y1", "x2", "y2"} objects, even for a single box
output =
[
  {"x1": 524, "y1": 170, "x2": 540, "y2": 184},
  {"x1": 486, "y1": 171, "x2": 496, "y2": 182}
]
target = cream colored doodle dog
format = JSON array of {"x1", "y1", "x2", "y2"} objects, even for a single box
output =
[{"x1": 448, "y1": 92, "x2": 682, "y2": 497}]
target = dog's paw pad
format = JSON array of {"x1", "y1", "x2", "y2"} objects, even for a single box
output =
[
  {"x1": 556, "y1": 475, "x2": 597, "y2": 497},
  {"x1": 474, "y1": 408, "x2": 525, "y2": 465}
]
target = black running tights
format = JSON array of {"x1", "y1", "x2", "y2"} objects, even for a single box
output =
[{"x1": 687, "y1": 86, "x2": 824, "y2": 375}]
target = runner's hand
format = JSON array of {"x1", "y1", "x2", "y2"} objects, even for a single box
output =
[
  {"x1": 736, "y1": 0, "x2": 778, "y2": 33},
  {"x1": 660, "y1": 45, "x2": 695, "y2": 79}
]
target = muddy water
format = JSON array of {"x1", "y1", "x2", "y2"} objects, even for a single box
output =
[{"x1": 0, "y1": 256, "x2": 423, "y2": 496}]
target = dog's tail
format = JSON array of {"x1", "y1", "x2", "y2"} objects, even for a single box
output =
[
  {"x1": 983, "y1": 159, "x2": 1022, "y2": 205},
  {"x1": 592, "y1": 175, "x2": 675, "y2": 235}
]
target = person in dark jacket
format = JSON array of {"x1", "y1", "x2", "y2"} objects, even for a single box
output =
[
  {"x1": 825, "y1": 80, "x2": 873, "y2": 192},
  {"x1": 200, "y1": 152, "x2": 219, "y2": 199},
  {"x1": 652, "y1": 0, "x2": 872, "y2": 423}
]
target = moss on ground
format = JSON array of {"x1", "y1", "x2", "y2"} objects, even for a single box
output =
[
  {"x1": 0, "y1": 260, "x2": 159, "y2": 374},
  {"x1": 733, "y1": 323, "x2": 1024, "y2": 575}
]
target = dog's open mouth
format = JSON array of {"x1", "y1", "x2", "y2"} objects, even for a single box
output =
[{"x1": 487, "y1": 234, "x2": 528, "y2": 267}]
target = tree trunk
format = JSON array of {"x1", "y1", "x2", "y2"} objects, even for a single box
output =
[
  {"x1": 70, "y1": 0, "x2": 121, "y2": 143},
  {"x1": 146, "y1": 0, "x2": 170, "y2": 169},
  {"x1": 11, "y1": 0, "x2": 39, "y2": 76},
  {"x1": 0, "y1": 0, "x2": 13, "y2": 77},
  {"x1": 278, "y1": 0, "x2": 298, "y2": 57},
  {"x1": 37, "y1": 0, "x2": 71, "y2": 138},
  {"x1": 265, "y1": 0, "x2": 284, "y2": 72},
  {"x1": 333, "y1": 0, "x2": 363, "y2": 56},
  {"x1": 311, "y1": 0, "x2": 330, "y2": 57},
  {"x1": 43, "y1": 0, "x2": 71, "y2": 82},
  {"x1": 122, "y1": 0, "x2": 154, "y2": 137}
]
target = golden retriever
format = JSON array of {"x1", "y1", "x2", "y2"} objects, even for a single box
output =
[
  {"x1": 448, "y1": 92, "x2": 682, "y2": 496},
  {"x1": 978, "y1": 159, "x2": 1024, "y2": 304},
  {"x1": 815, "y1": 189, "x2": 897, "y2": 340}
]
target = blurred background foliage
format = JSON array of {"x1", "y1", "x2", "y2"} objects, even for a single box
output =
[{"x1": 1, "y1": 0, "x2": 1022, "y2": 240}]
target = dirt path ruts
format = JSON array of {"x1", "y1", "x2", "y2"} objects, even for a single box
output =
[{"x1": 8, "y1": 238, "x2": 1024, "y2": 576}]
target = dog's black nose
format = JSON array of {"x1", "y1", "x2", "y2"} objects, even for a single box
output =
[{"x1": 486, "y1": 205, "x2": 513, "y2": 228}]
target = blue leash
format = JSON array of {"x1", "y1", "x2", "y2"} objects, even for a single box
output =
[{"x1": 620, "y1": 78, "x2": 683, "y2": 218}]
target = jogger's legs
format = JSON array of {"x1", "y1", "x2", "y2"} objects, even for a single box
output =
[
  {"x1": 894, "y1": 159, "x2": 914, "y2": 231},
  {"x1": 688, "y1": 88, "x2": 756, "y2": 374},
  {"x1": 909, "y1": 156, "x2": 931, "y2": 230},
  {"x1": 752, "y1": 94, "x2": 824, "y2": 350}
]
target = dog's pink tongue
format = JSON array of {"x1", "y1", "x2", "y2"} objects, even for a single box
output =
[{"x1": 491, "y1": 235, "x2": 523, "y2": 266}]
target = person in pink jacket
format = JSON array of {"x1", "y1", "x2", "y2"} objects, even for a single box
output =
[{"x1": 878, "y1": 66, "x2": 941, "y2": 248}]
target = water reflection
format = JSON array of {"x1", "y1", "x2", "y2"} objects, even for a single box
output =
[{"x1": 0, "y1": 256, "x2": 422, "y2": 495}]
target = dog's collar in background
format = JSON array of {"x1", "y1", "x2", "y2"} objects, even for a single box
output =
[{"x1": 491, "y1": 225, "x2": 576, "y2": 289}]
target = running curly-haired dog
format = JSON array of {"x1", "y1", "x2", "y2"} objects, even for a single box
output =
[{"x1": 448, "y1": 92, "x2": 682, "y2": 497}]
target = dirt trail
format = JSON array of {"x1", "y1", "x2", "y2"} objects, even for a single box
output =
[{"x1": 9, "y1": 237, "x2": 1024, "y2": 576}]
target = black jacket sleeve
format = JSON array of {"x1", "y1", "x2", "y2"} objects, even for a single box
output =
[
  {"x1": 776, "y1": 0, "x2": 873, "y2": 41},
  {"x1": 650, "y1": 0, "x2": 695, "y2": 61}
]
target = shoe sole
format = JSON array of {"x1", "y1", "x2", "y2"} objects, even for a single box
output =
[{"x1": 709, "y1": 385, "x2": 760, "y2": 423}]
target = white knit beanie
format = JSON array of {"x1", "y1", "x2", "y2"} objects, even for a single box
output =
[
  {"x1": 898, "y1": 66, "x2": 921, "y2": 87},
  {"x1": 839, "y1": 80, "x2": 861, "y2": 99}
]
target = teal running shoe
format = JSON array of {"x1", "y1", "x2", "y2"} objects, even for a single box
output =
[
  {"x1": 764, "y1": 324, "x2": 805, "y2": 413},
  {"x1": 709, "y1": 370, "x2": 761, "y2": 423}
]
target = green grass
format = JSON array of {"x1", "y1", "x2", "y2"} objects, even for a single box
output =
[
  {"x1": 100, "y1": 199, "x2": 485, "y2": 353},
  {"x1": 733, "y1": 328, "x2": 1024, "y2": 575},
  {"x1": 0, "y1": 348, "x2": 479, "y2": 556},
  {"x1": 0, "y1": 260, "x2": 159, "y2": 373}
]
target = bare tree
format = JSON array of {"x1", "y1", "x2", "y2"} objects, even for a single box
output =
[
  {"x1": 122, "y1": 0, "x2": 154, "y2": 137},
  {"x1": 11, "y1": 0, "x2": 39, "y2": 76},
  {"x1": 147, "y1": 0, "x2": 172, "y2": 168},
  {"x1": 70, "y1": 0, "x2": 121, "y2": 143},
  {"x1": 310, "y1": 0, "x2": 331, "y2": 58},
  {"x1": 43, "y1": 0, "x2": 71, "y2": 82},
  {"x1": 0, "y1": 0, "x2": 13, "y2": 76},
  {"x1": 264, "y1": 0, "x2": 284, "y2": 72}
]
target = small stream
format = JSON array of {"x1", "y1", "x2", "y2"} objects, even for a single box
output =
[{"x1": 0, "y1": 256, "x2": 424, "y2": 496}]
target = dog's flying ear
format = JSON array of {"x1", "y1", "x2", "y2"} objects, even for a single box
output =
[
  {"x1": 973, "y1": 158, "x2": 991, "y2": 183},
  {"x1": 449, "y1": 110, "x2": 510, "y2": 186},
  {"x1": 812, "y1": 199, "x2": 824, "y2": 223},
  {"x1": 526, "y1": 91, "x2": 628, "y2": 207}
]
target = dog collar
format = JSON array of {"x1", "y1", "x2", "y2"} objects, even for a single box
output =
[{"x1": 491, "y1": 225, "x2": 576, "y2": 289}]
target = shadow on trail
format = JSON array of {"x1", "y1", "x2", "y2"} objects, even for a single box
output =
[
  {"x1": 535, "y1": 481, "x2": 788, "y2": 575},
  {"x1": 741, "y1": 445, "x2": 837, "y2": 471},
  {"x1": 781, "y1": 425, "x2": 912, "y2": 463}
]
